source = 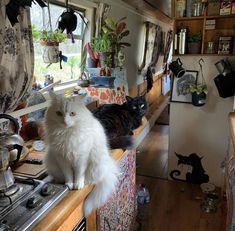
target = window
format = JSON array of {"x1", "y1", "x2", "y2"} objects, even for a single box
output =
[{"x1": 30, "y1": 2, "x2": 85, "y2": 85}]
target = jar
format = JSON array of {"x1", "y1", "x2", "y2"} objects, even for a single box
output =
[{"x1": 206, "y1": 41, "x2": 215, "y2": 54}]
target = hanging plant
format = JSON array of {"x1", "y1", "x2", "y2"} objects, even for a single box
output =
[
  {"x1": 32, "y1": 0, "x2": 67, "y2": 65},
  {"x1": 188, "y1": 59, "x2": 208, "y2": 107}
]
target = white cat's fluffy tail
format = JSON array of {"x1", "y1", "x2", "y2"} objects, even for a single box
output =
[{"x1": 84, "y1": 161, "x2": 118, "y2": 217}]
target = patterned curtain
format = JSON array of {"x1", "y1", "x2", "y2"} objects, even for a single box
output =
[
  {"x1": 95, "y1": 3, "x2": 111, "y2": 37},
  {"x1": 0, "y1": 1, "x2": 34, "y2": 113},
  {"x1": 138, "y1": 22, "x2": 162, "y2": 74},
  {"x1": 163, "y1": 30, "x2": 173, "y2": 63}
]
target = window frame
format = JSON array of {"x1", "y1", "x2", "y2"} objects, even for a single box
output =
[{"x1": 31, "y1": 0, "x2": 87, "y2": 88}]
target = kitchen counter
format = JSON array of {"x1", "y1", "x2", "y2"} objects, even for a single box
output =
[{"x1": 33, "y1": 148, "x2": 125, "y2": 231}]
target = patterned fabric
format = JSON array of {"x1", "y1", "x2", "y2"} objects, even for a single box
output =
[
  {"x1": 139, "y1": 22, "x2": 162, "y2": 74},
  {"x1": 0, "y1": 1, "x2": 34, "y2": 113},
  {"x1": 87, "y1": 86, "x2": 126, "y2": 105},
  {"x1": 98, "y1": 150, "x2": 136, "y2": 231},
  {"x1": 225, "y1": 150, "x2": 235, "y2": 231},
  {"x1": 95, "y1": 3, "x2": 111, "y2": 37}
]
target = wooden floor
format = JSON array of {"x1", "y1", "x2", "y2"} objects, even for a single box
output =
[
  {"x1": 135, "y1": 112, "x2": 225, "y2": 231},
  {"x1": 136, "y1": 125, "x2": 169, "y2": 179},
  {"x1": 136, "y1": 176, "x2": 224, "y2": 231}
]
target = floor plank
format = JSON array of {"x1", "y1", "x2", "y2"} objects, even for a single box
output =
[
  {"x1": 136, "y1": 125, "x2": 169, "y2": 179},
  {"x1": 136, "y1": 176, "x2": 223, "y2": 231}
]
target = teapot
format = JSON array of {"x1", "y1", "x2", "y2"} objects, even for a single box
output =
[{"x1": 0, "y1": 114, "x2": 28, "y2": 162}]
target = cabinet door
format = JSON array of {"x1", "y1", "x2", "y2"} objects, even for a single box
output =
[{"x1": 97, "y1": 149, "x2": 136, "y2": 231}]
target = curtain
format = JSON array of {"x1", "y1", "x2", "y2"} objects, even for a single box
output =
[
  {"x1": 163, "y1": 30, "x2": 173, "y2": 63},
  {"x1": 138, "y1": 22, "x2": 162, "y2": 74},
  {"x1": 95, "y1": 3, "x2": 111, "y2": 37},
  {"x1": 0, "y1": 0, "x2": 34, "y2": 113}
]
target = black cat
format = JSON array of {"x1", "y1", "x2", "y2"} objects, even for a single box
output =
[
  {"x1": 170, "y1": 152, "x2": 209, "y2": 184},
  {"x1": 92, "y1": 94, "x2": 148, "y2": 149}
]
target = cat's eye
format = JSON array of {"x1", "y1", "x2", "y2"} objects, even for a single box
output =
[
  {"x1": 56, "y1": 111, "x2": 63, "y2": 116},
  {"x1": 70, "y1": 112, "x2": 76, "y2": 116},
  {"x1": 140, "y1": 104, "x2": 145, "y2": 108},
  {"x1": 133, "y1": 106, "x2": 137, "y2": 109}
]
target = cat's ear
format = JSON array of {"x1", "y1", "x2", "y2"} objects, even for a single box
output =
[
  {"x1": 126, "y1": 96, "x2": 133, "y2": 102},
  {"x1": 175, "y1": 152, "x2": 181, "y2": 157}
]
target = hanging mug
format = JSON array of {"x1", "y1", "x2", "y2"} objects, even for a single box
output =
[{"x1": 169, "y1": 58, "x2": 185, "y2": 78}]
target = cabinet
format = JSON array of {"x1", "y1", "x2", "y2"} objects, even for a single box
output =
[{"x1": 173, "y1": 1, "x2": 235, "y2": 56}]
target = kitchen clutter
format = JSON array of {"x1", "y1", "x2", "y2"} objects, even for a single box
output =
[{"x1": 136, "y1": 184, "x2": 151, "y2": 221}]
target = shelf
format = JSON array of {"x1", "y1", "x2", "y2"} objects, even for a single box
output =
[
  {"x1": 173, "y1": 0, "x2": 235, "y2": 57},
  {"x1": 174, "y1": 53, "x2": 235, "y2": 56},
  {"x1": 174, "y1": 14, "x2": 235, "y2": 20}
]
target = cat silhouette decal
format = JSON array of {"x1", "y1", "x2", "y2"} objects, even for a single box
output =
[{"x1": 170, "y1": 152, "x2": 209, "y2": 184}]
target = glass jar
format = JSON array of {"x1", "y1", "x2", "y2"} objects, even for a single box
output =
[{"x1": 206, "y1": 41, "x2": 215, "y2": 54}]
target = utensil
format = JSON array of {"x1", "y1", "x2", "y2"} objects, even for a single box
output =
[{"x1": 0, "y1": 114, "x2": 28, "y2": 162}]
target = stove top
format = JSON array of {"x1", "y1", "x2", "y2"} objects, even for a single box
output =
[{"x1": 0, "y1": 177, "x2": 69, "y2": 231}]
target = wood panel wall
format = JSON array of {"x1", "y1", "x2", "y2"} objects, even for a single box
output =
[{"x1": 129, "y1": 73, "x2": 166, "y2": 119}]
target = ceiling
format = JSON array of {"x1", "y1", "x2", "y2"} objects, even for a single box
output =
[
  {"x1": 144, "y1": 0, "x2": 172, "y2": 18},
  {"x1": 123, "y1": 0, "x2": 173, "y2": 23}
]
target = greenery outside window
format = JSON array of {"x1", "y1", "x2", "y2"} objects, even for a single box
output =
[{"x1": 31, "y1": 2, "x2": 85, "y2": 85}]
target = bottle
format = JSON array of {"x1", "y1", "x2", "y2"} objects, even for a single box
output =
[
  {"x1": 136, "y1": 184, "x2": 150, "y2": 221},
  {"x1": 137, "y1": 184, "x2": 150, "y2": 204},
  {"x1": 179, "y1": 28, "x2": 187, "y2": 54}
]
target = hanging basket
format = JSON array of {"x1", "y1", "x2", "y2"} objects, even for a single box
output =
[
  {"x1": 192, "y1": 92, "x2": 207, "y2": 107},
  {"x1": 41, "y1": 41, "x2": 60, "y2": 63}
]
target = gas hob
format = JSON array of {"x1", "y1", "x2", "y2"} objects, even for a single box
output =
[{"x1": 0, "y1": 177, "x2": 69, "y2": 231}]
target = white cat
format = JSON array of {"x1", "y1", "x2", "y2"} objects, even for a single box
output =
[{"x1": 44, "y1": 92, "x2": 119, "y2": 217}]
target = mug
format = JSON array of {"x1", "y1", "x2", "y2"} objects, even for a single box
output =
[
  {"x1": 169, "y1": 58, "x2": 185, "y2": 78},
  {"x1": 215, "y1": 59, "x2": 232, "y2": 76}
]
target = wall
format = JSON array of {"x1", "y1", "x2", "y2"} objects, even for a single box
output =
[{"x1": 168, "y1": 56, "x2": 235, "y2": 186}]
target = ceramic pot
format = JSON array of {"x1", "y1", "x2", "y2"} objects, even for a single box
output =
[
  {"x1": 98, "y1": 52, "x2": 115, "y2": 68},
  {"x1": 41, "y1": 41, "x2": 60, "y2": 63},
  {"x1": 192, "y1": 92, "x2": 206, "y2": 106},
  {"x1": 187, "y1": 42, "x2": 201, "y2": 54}
]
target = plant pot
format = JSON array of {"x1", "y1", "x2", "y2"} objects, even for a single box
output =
[
  {"x1": 41, "y1": 41, "x2": 60, "y2": 63},
  {"x1": 87, "y1": 57, "x2": 98, "y2": 68},
  {"x1": 187, "y1": 42, "x2": 201, "y2": 54},
  {"x1": 91, "y1": 76, "x2": 115, "y2": 88},
  {"x1": 192, "y1": 92, "x2": 207, "y2": 107},
  {"x1": 98, "y1": 52, "x2": 115, "y2": 68}
]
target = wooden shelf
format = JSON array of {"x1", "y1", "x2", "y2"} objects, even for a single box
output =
[
  {"x1": 175, "y1": 14, "x2": 235, "y2": 20},
  {"x1": 173, "y1": 53, "x2": 235, "y2": 57},
  {"x1": 173, "y1": 2, "x2": 235, "y2": 56}
]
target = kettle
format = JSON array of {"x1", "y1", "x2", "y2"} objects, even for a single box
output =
[
  {"x1": 0, "y1": 114, "x2": 28, "y2": 162},
  {"x1": 0, "y1": 144, "x2": 22, "y2": 190}
]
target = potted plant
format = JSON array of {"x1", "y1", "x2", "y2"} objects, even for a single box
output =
[
  {"x1": 188, "y1": 83, "x2": 208, "y2": 106},
  {"x1": 32, "y1": 25, "x2": 67, "y2": 63},
  {"x1": 102, "y1": 17, "x2": 131, "y2": 66},
  {"x1": 187, "y1": 33, "x2": 202, "y2": 54},
  {"x1": 91, "y1": 33, "x2": 114, "y2": 68}
]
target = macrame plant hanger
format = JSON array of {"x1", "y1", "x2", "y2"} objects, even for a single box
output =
[
  {"x1": 42, "y1": 0, "x2": 64, "y2": 69},
  {"x1": 198, "y1": 58, "x2": 206, "y2": 86}
]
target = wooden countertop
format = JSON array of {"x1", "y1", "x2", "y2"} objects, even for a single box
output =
[
  {"x1": 33, "y1": 148, "x2": 125, "y2": 231},
  {"x1": 229, "y1": 112, "x2": 235, "y2": 150}
]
